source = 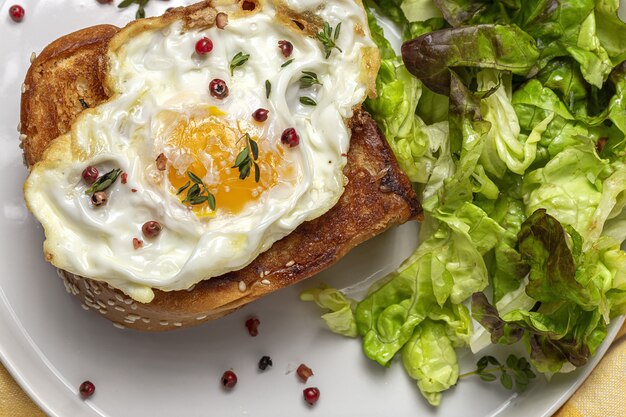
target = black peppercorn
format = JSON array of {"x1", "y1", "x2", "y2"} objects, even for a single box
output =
[{"x1": 258, "y1": 355, "x2": 273, "y2": 371}]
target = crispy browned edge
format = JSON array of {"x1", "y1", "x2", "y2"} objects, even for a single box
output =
[{"x1": 21, "y1": 2, "x2": 422, "y2": 331}]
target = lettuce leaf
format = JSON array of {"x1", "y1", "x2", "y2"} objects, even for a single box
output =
[
  {"x1": 402, "y1": 320, "x2": 459, "y2": 406},
  {"x1": 472, "y1": 210, "x2": 626, "y2": 373},
  {"x1": 523, "y1": 144, "x2": 626, "y2": 245},
  {"x1": 300, "y1": 286, "x2": 358, "y2": 337},
  {"x1": 402, "y1": 24, "x2": 540, "y2": 95}
]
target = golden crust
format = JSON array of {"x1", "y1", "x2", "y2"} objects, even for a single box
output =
[
  {"x1": 20, "y1": 24, "x2": 119, "y2": 168},
  {"x1": 20, "y1": 1, "x2": 420, "y2": 331}
]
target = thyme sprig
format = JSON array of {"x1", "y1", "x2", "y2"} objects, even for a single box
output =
[
  {"x1": 118, "y1": 0, "x2": 149, "y2": 19},
  {"x1": 459, "y1": 354, "x2": 536, "y2": 392},
  {"x1": 300, "y1": 71, "x2": 322, "y2": 88},
  {"x1": 177, "y1": 171, "x2": 216, "y2": 210},
  {"x1": 232, "y1": 133, "x2": 260, "y2": 182},
  {"x1": 230, "y1": 52, "x2": 250, "y2": 75},
  {"x1": 317, "y1": 21, "x2": 342, "y2": 59},
  {"x1": 85, "y1": 168, "x2": 122, "y2": 194}
]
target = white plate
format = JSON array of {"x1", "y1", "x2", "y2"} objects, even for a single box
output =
[{"x1": 0, "y1": 1, "x2": 624, "y2": 416}]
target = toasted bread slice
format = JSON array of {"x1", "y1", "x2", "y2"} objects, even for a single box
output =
[
  {"x1": 20, "y1": 24, "x2": 119, "y2": 168},
  {"x1": 21, "y1": 6, "x2": 421, "y2": 331}
]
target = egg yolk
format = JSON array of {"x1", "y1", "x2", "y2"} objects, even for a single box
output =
[{"x1": 162, "y1": 107, "x2": 287, "y2": 216}]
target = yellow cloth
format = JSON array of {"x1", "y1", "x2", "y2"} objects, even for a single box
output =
[
  {"x1": 0, "y1": 365, "x2": 45, "y2": 417},
  {"x1": 1, "y1": 325, "x2": 626, "y2": 416}
]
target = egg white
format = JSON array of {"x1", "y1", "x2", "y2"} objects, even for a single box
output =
[{"x1": 24, "y1": 0, "x2": 378, "y2": 302}]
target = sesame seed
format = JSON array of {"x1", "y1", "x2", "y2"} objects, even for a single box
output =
[
  {"x1": 85, "y1": 295, "x2": 94, "y2": 303},
  {"x1": 97, "y1": 300, "x2": 107, "y2": 309},
  {"x1": 160, "y1": 321, "x2": 169, "y2": 326},
  {"x1": 196, "y1": 315, "x2": 207, "y2": 321},
  {"x1": 141, "y1": 318, "x2": 150, "y2": 323},
  {"x1": 124, "y1": 319, "x2": 135, "y2": 324},
  {"x1": 107, "y1": 300, "x2": 115, "y2": 306},
  {"x1": 173, "y1": 322, "x2": 183, "y2": 327},
  {"x1": 81, "y1": 304, "x2": 89, "y2": 311},
  {"x1": 186, "y1": 284, "x2": 196, "y2": 292},
  {"x1": 259, "y1": 271, "x2": 265, "y2": 278},
  {"x1": 93, "y1": 288, "x2": 101, "y2": 295},
  {"x1": 114, "y1": 306, "x2": 125, "y2": 312},
  {"x1": 285, "y1": 260, "x2": 295, "y2": 267},
  {"x1": 19, "y1": 134, "x2": 27, "y2": 142},
  {"x1": 30, "y1": 52, "x2": 36, "y2": 63},
  {"x1": 124, "y1": 299, "x2": 133, "y2": 305},
  {"x1": 99, "y1": 309, "x2": 107, "y2": 315},
  {"x1": 261, "y1": 279, "x2": 271, "y2": 285},
  {"x1": 115, "y1": 294, "x2": 124, "y2": 302},
  {"x1": 238, "y1": 281, "x2": 247, "y2": 292},
  {"x1": 113, "y1": 323, "x2": 126, "y2": 330},
  {"x1": 16, "y1": 122, "x2": 21, "y2": 133},
  {"x1": 130, "y1": 304, "x2": 138, "y2": 310},
  {"x1": 21, "y1": 84, "x2": 26, "y2": 94},
  {"x1": 126, "y1": 314, "x2": 141, "y2": 321},
  {"x1": 264, "y1": 270, "x2": 271, "y2": 276}
]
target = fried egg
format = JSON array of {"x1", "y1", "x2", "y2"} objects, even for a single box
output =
[{"x1": 24, "y1": 0, "x2": 379, "y2": 303}]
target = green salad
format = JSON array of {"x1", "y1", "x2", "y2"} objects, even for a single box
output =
[{"x1": 302, "y1": 0, "x2": 626, "y2": 406}]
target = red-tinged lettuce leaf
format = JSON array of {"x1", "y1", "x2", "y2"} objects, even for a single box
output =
[
  {"x1": 431, "y1": 0, "x2": 498, "y2": 27},
  {"x1": 401, "y1": 24, "x2": 539, "y2": 95},
  {"x1": 472, "y1": 210, "x2": 616, "y2": 372},
  {"x1": 471, "y1": 292, "x2": 524, "y2": 345},
  {"x1": 518, "y1": 209, "x2": 596, "y2": 306}
]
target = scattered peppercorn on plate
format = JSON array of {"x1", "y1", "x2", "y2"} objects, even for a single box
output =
[{"x1": 1, "y1": 0, "x2": 626, "y2": 416}]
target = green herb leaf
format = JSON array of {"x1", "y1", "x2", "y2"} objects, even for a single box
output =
[
  {"x1": 479, "y1": 373, "x2": 497, "y2": 382},
  {"x1": 232, "y1": 133, "x2": 261, "y2": 182},
  {"x1": 188, "y1": 171, "x2": 203, "y2": 184},
  {"x1": 476, "y1": 357, "x2": 489, "y2": 371},
  {"x1": 265, "y1": 80, "x2": 271, "y2": 98},
  {"x1": 179, "y1": 171, "x2": 217, "y2": 210},
  {"x1": 117, "y1": 0, "x2": 148, "y2": 19},
  {"x1": 207, "y1": 193, "x2": 216, "y2": 211},
  {"x1": 230, "y1": 52, "x2": 250, "y2": 75},
  {"x1": 500, "y1": 373, "x2": 513, "y2": 390},
  {"x1": 249, "y1": 139, "x2": 259, "y2": 160},
  {"x1": 85, "y1": 168, "x2": 122, "y2": 194},
  {"x1": 317, "y1": 21, "x2": 343, "y2": 59},
  {"x1": 300, "y1": 71, "x2": 322, "y2": 88},
  {"x1": 254, "y1": 162, "x2": 260, "y2": 183},
  {"x1": 232, "y1": 147, "x2": 250, "y2": 168},
  {"x1": 176, "y1": 181, "x2": 191, "y2": 195},
  {"x1": 299, "y1": 96, "x2": 317, "y2": 106},
  {"x1": 79, "y1": 99, "x2": 89, "y2": 109},
  {"x1": 281, "y1": 58, "x2": 295, "y2": 68},
  {"x1": 461, "y1": 354, "x2": 537, "y2": 392}
]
